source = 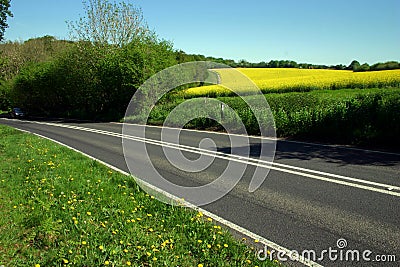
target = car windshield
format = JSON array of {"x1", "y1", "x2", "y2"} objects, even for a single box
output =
[{"x1": 13, "y1": 108, "x2": 22, "y2": 112}]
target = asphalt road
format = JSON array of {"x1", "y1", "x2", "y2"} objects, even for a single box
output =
[{"x1": 1, "y1": 118, "x2": 399, "y2": 266}]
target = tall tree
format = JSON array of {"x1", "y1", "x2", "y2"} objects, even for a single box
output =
[
  {"x1": 347, "y1": 60, "x2": 360, "y2": 71},
  {"x1": 0, "y1": 0, "x2": 12, "y2": 42},
  {"x1": 68, "y1": 0, "x2": 150, "y2": 47}
]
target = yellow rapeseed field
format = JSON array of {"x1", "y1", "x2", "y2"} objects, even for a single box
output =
[{"x1": 183, "y1": 68, "x2": 400, "y2": 97}]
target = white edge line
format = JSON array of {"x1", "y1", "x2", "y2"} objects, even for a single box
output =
[
  {"x1": 12, "y1": 126, "x2": 322, "y2": 267},
  {"x1": 113, "y1": 121, "x2": 400, "y2": 156},
  {"x1": 31, "y1": 121, "x2": 400, "y2": 196}
]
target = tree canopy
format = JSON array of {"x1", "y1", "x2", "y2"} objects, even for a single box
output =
[
  {"x1": 0, "y1": 0, "x2": 12, "y2": 41},
  {"x1": 68, "y1": 0, "x2": 150, "y2": 47}
]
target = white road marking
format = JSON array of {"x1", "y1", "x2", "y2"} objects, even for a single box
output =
[
  {"x1": 115, "y1": 121, "x2": 400, "y2": 156},
  {"x1": 11, "y1": 124, "x2": 322, "y2": 267},
  {"x1": 21, "y1": 120, "x2": 400, "y2": 197}
]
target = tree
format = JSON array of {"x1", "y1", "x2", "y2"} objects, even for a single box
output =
[
  {"x1": 355, "y1": 63, "x2": 370, "y2": 72},
  {"x1": 0, "y1": 0, "x2": 12, "y2": 42},
  {"x1": 68, "y1": 0, "x2": 150, "y2": 47},
  {"x1": 347, "y1": 60, "x2": 360, "y2": 71}
]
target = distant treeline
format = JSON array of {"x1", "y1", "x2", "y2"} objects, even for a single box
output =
[
  {"x1": 0, "y1": 36, "x2": 399, "y2": 118},
  {"x1": 0, "y1": 36, "x2": 178, "y2": 118},
  {"x1": 176, "y1": 50, "x2": 400, "y2": 72}
]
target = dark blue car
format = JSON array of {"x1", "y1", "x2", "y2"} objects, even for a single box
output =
[{"x1": 10, "y1": 108, "x2": 26, "y2": 119}]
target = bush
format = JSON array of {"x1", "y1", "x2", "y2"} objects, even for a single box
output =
[
  {"x1": 9, "y1": 38, "x2": 177, "y2": 120},
  {"x1": 148, "y1": 89, "x2": 400, "y2": 148}
]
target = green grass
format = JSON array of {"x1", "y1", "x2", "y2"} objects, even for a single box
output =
[
  {"x1": 143, "y1": 87, "x2": 400, "y2": 148},
  {"x1": 0, "y1": 125, "x2": 277, "y2": 267}
]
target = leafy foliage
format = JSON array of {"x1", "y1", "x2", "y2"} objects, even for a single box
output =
[
  {"x1": 0, "y1": 0, "x2": 12, "y2": 41},
  {"x1": 68, "y1": 0, "x2": 150, "y2": 47},
  {"x1": 149, "y1": 88, "x2": 400, "y2": 148},
  {"x1": 11, "y1": 38, "x2": 177, "y2": 120}
]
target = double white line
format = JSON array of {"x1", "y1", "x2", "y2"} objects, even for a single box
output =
[{"x1": 26, "y1": 120, "x2": 400, "y2": 198}]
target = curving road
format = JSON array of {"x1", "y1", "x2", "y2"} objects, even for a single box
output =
[{"x1": 1, "y1": 118, "x2": 399, "y2": 266}]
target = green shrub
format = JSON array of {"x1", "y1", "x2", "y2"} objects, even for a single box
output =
[
  {"x1": 148, "y1": 88, "x2": 400, "y2": 148},
  {"x1": 9, "y1": 38, "x2": 177, "y2": 120}
]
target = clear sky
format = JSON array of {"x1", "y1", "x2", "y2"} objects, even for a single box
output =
[{"x1": 4, "y1": 0, "x2": 400, "y2": 65}]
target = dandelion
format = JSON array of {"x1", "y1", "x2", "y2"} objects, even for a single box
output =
[
  {"x1": 207, "y1": 218, "x2": 213, "y2": 222},
  {"x1": 35, "y1": 264, "x2": 40, "y2": 267},
  {"x1": 224, "y1": 244, "x2": 228, "y2": 248},
  {"x1": 87, "y1": 211, "x2": 91, "y2": 216},
  {"x1": 198, "y1": 264, "x2": 204, "y2": 267},
  {"x1": 104, "y1": 261, "x2": 110, "y2": 265},
  {"x1": 146, "y1": 252, "x2": 152, "y2": 257},
  {"x1": 81, "y1": 241, "x2": 87, "y2": 245},
  {"x1": 153, "y1": 257, "x2": 157, "y2": 261},
  {"x1": 124, "y1": 249, "x2": 128, "y2": 253},
  {"x1": 99, "y1": 245, "x2": 104, "y2": 250},
  {"x1": 62, "y1": 259, "x2": 69, "y2": 264},
  {"x1": 197, "y1": 240, "x2": 203, "y2": 243},
  {"x1": 126, "y1": 261, "x2": 131, "y2": 266}
]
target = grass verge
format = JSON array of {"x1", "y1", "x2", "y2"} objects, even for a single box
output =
[
  {"x1": 0, "y1": 125, "x2": 277, "y2": 267},
  {"x1": 146, "y1": 88, "x2": 400, "y2": 149}
]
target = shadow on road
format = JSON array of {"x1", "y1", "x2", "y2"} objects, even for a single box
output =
[{"x1": 218, "y1": 141, "x2": 400, "y2": 167}]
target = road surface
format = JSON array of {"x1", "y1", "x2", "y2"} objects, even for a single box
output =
[{"x1": 1, "y1": 118, "x2": 399, "y2": 266}]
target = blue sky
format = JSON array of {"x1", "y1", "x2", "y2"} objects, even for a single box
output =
[{"x1": 4, "y1": 0, "x2": 399, "y2": 65}]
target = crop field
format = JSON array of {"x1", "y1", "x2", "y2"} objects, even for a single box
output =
[{"x1": 182, "y1": 68, "x2": 400, "y2": 97}]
